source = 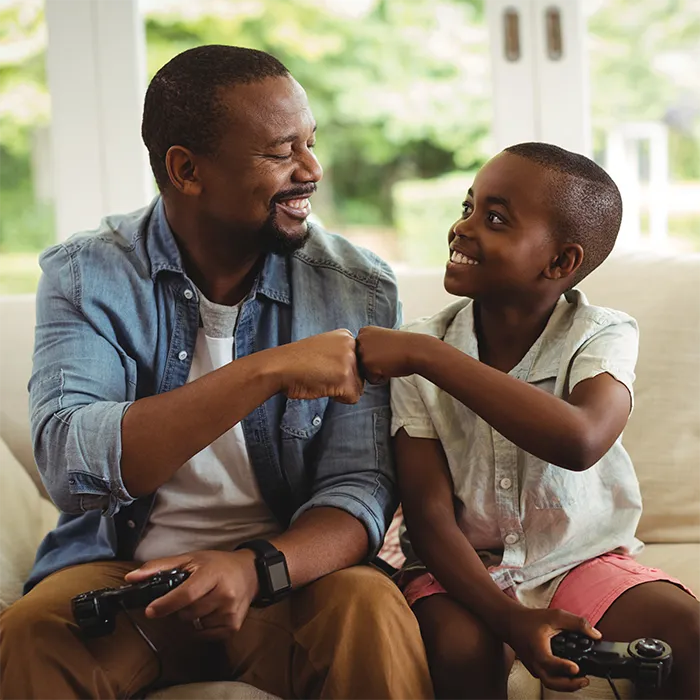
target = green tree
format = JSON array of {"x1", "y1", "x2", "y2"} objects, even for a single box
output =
[
  {"x1": 0, "y1": 0, "x2": 53, "y2": 252},
  {"x1": 589, "y1": 0, "x2": 700, "y2": 179},
  {"x1": 144, "y1": 0, "x2": 490, "y2": 226}
]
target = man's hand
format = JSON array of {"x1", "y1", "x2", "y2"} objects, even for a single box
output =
[
  {"x1": 124, "y1": 550, "x2": 259, "y2": 641},
  {"x1": 502, "y1": 606, "x2": 602, "y2": 692},
  {"x1": 356, "y1": 326, "x2": 427, "y2": 384},
  {"x1": 273, "y1": 329, "x2": 364, "y2": 404}
]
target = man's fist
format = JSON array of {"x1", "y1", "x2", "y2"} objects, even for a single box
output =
[{"x1": 273, "y1": 329, "x2": 364, "y2": 404}]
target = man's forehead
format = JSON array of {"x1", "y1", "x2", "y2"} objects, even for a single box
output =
[{"x1": 219, "y1": 77, "x2": 314, "y2": 139}]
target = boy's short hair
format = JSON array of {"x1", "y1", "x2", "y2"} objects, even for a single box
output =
[{"x1": 504, "y1": 142, "x2": 622, "y2": 284}]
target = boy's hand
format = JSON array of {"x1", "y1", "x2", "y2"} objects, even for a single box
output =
[
  {"x1": 503, "y1": 607, "x2": 602, "y2": 692},
  {"x1": 356, "y1": 326, "x2": 427, "y2": 383}
]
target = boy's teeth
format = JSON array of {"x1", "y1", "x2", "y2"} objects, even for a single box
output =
[{"x1": 450, "y1": 250, "x2": 479, "y2": 265}]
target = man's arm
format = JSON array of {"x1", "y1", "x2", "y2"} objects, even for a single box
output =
[
  {"x1": 30, "y1": 245, "x2": 362, "y2": 513},
  {"x1": 271, "y1": 507, "x2": 368, "y2": 585},
  {"x1": 121, "y1": 331, "x2": 361, "y2": 497},
  {"x1": 358, "y1": 326, "x2": 635, "y2": 472}
]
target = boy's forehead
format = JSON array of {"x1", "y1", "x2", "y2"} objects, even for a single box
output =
[{"x1": 472, "y1": 152, "x2": 550, "y2": 208}]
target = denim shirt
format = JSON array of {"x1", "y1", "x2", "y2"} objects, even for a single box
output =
[{"x1": 26, "y1": 198, "x2": 399, "y2": 591}]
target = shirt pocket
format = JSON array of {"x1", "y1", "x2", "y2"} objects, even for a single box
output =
[{"x1": 280, "y1": 398, "x2": 329, "y2": 440}]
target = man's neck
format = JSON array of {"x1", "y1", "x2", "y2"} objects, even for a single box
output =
[{"x1": 164, "y1": 199, "x2": 264, "y2": 306}]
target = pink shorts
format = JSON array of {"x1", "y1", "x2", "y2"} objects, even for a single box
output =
[{"x1": 399, "y1": 552, "x2": 695, "y2": 626}]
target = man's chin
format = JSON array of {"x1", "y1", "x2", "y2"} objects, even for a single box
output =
[{"x1": 263, "y1": 220, "x2": 311, "y2": 255}]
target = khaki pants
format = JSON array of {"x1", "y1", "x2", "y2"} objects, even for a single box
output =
[{"x1": 0, "y1": 561, "x2": 432, "y2": 700}]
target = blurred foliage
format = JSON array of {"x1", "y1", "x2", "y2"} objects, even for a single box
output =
[
  {"x1": 0, "y1": 0, "x2": 699, "y2": 269},
  {"x1": 393, "y1": 171, "x2": 476, "y2": 266},
  {"x1": 142, "y1": 0, "x2": 490, "y2": 227}
]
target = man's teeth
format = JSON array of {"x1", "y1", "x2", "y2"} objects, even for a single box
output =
[
  {"x1": 450, "y1": 250, "x2": 479, "y2": 265},
  {"x1": 282, "y1": 198, "x2": 309, "y2": 210}
]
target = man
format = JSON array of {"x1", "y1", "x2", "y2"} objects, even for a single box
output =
[{"x1": 0, "y1": 46, "x2": 432, "y2": 699}]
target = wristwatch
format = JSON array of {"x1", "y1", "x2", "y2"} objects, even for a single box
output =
[{"x1": 235, "y1": 539, "x2": 292, "y2": 606}]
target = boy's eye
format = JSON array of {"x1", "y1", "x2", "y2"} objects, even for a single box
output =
[
  {"x1": 461, "y1": 201, "x2": 473, "y2": 217},
  {"x1": 488, "y1": 212, "x2": 505, "y2": 225}
]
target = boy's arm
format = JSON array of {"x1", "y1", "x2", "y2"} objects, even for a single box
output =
[
  {"x1": 396, "y1": 429, "x2": 520, "y2": 623},
  {"x1": 396, "y1": 428, "x2": 597, "y2": 692},
  {"x1": 358, "y1": 327, "x2": 634, "y2": 472}
]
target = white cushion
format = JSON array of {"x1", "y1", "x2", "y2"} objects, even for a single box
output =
[
  {"x1": 148, "y1": 681, "x2": 280, "y2": 700},
  {"x1": 578, "y1": 251, "x2": 700, "y2": 544},
  {"x1": 0, "y1": 437, "x2": 57, "y2": 610},
  {"x1": 508, "y1": 661, "x2": 541, "y2": 700}
]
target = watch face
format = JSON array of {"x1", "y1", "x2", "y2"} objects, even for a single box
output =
[{"x1": 268, "y1": 560, "x2": 290, "y2": 592}]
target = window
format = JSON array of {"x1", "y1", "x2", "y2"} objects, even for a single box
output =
[
  {"x1": 0, "y1": 0, "x2": 51, "y2": 293},
  {"x1": 142, "y1": 0, "x2": 492, "y2": 268},
  {"x1": 588, "y1": 0, "x2": 700, "y2": 252}
]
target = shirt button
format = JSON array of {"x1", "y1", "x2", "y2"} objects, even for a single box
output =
[
  {"x1": 312, "y1": 415, "x2": 322, "y2": 427},
  {"x1": 500, "y1": 477, "x2": 512, "y2": 490},
  {"x1": 504, "y1": 533, "x2": 519, "y2": 545},
  {"x1": 178, "y1": 350, "x2": 188, "y2": 361},
  {"x1": 183, "y1": 289, "x2": 194, "y2": 300},
  {"x1": 127, "y1": 519, "x2": 136, "y2": 529}
]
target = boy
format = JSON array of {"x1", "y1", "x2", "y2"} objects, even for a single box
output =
[{"x1": 357, "y1": 143, "x2": 698, "y2": 699}]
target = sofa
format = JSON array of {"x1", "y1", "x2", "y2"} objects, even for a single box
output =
[{"x1": 1, "y1": 250, "x2": 698, "y2": 699}]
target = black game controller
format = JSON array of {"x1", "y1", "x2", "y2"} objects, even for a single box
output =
[
  {"x1": 551, "y1": 631, "x2": 673, "y2": 690},
  {"x1": 71, "y1": 569, "x2": 189, "y2": 637}
]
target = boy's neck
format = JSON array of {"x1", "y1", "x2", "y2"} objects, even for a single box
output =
[{"x1": 474, "y1": 295, "x2": 561, "y2": 373}]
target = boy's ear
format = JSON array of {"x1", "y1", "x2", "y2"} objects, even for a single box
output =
[{"x1": 543, "y1": 243, "x2": 584, "y2": 281}]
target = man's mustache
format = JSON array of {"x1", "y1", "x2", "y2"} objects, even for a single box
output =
[{"x1": 270, "y1": 184, "x2": 318, "y2": 207}]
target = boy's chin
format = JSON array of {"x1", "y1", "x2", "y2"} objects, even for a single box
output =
[{"x1": 443, "y1": 271, "x2": 473, "y2": 298}]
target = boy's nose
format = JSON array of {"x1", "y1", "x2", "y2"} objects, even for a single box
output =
[{"x1": 452, "y1": 219, "x2": 476, "y2": 239}]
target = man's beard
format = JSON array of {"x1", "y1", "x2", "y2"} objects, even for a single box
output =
[{"x1": 258, "y1": 209, "x2": 311, "y2": 256}]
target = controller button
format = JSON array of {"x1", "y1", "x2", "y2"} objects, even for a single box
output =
[{"x1": 634, "y1": 638, "x2": 665, "y2": 658}]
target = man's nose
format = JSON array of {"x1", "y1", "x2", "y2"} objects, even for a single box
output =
[{"x1": 294, "y1": 148, "x2": 323, "y2": 184}]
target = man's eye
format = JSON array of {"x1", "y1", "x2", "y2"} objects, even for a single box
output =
[
  {"x1": 269, "y1": 153, "x2": 292, "y2": 160},
  {"x1": 308, "y1": 142, "x2": 316, "y2": 150}
]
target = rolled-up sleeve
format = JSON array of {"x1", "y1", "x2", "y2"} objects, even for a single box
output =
[
  {"x1": 390, "y1": 374, "x2": 438, "y2": 439},
  {"x1": 29, "y1": 245, "x2": 136, "y2": 516},
  {"x1": 290, "y1": 261, "x2": 400, "y2": 557},
  {"x1": 568, "y1": 316, "x2": 639, "y2": 411}
]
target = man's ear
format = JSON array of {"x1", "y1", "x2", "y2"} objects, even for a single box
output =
[
  {"x1": 164, "y1": 146, "x2": 203, "y2": 196},
  {"x1": 543, "y1": 243, "x2": 584, "y2": 281}
]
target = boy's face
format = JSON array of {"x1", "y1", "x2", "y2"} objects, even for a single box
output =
[{"x1": 444, "y1": 152, "x2": 561, "y2": 301}]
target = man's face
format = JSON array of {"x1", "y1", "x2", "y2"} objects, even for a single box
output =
[
  {"x1": 444, "y1": 152, "x2": 560, "y2": 300},
  {"x1": 194, "y1": 75, "x2": 323, "y2": 254}
]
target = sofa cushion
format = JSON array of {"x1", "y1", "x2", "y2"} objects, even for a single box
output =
[
  {"x1": 0, "y1": 437, "x2": 57, "y2": 610},
  {"x1": 635, "y1": 542, "x2": 700, "y2": 595},
  {"x1": 578, "y1": 252, "x2": 700, "y2": 545},
  {"x1": 148, "y1": 681, "x2": 280, "y2": 699}
]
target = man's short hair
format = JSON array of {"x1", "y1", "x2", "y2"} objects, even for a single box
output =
[
  {"x1": 504, "y1": 142, "x2": 623, "y2": 283},
  {"x1": 142, "y1": 45, "x2": 290, "y2": 190}
]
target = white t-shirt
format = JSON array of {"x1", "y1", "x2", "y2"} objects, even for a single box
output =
[
  {"x1": 391, "y1": 289, "x2": 643, "y2": 608},
  {"x1": 134, "y1": 292, "x2": 281, "y2": 562}
]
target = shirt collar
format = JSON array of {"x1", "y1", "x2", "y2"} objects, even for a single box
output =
[
  {"x1": 145, "y1": 197, "x2": 187, "y2": 280},
  {"x1": 146, "y1": 196, "x2": 291, "y2": 305}
]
